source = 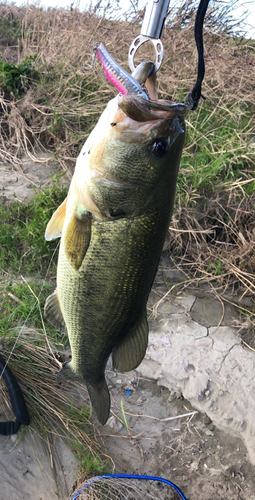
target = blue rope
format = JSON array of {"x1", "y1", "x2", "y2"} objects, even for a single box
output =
[{"x1": 69, "y1": 473, "x2": 188, "y2": 500}]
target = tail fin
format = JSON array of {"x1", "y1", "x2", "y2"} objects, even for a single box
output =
[
  {"x1": 57, "y1": 364, "x2": 110, "y2": 425},
  {"x1": 87, "y1": 379, "x2": 110, "y2": 425}
]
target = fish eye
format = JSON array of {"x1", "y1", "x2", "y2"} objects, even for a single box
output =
[{"x1": 149, "y1": 138, "x2": 168, "y2": 158}]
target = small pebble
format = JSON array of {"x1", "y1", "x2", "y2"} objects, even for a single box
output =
[
  {"x1": 208, "y1": 423, "x2": 215, "y2": 431},
  {"x1": 131, "y1": 378, "x2": 139, "y2": 387},
  {"x1": 107, "y1": 415, "x2": 123, "y2": 432},
  {"x1": 204, "y1": 416, "x2": 212, "y2": 425},
  {"x1": 137, "y1": 397, "x2": 146, "y2": 405},
  {"x1": 205, "y1": 429, "x2": 214, "y2": 436}
]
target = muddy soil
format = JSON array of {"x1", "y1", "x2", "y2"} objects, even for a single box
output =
[
  {"x1": 0, "y1": 157, "x2": 255, "y2": 500},
  {"x1": 100, "y1": 368, "x2": 255, "y2": 500}
]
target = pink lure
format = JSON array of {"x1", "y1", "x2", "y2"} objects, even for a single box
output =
[{"x1": 96, "y1": 43, "x2": 148, "y2": 99}]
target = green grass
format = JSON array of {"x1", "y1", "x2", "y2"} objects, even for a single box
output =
[
  {"x1": 0, "y1": 15, "x2": 23, "y2": 45},
  {"x1": 76, "y1": 442, "x2": 110, "y2": 478},
  {"x1": 0, "y1": 56, "x2": 39, "y2": 98},
  {"x1": 0, "y1": 175, "x2": 68, "y2": 274},
  {"x1": 0, "y1": 280, "x2": 68, "y2": 345},
  {"x1": 178, "y1": 99, "x2": 255, "y2": 200}
]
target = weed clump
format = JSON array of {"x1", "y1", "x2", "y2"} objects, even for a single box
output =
[
  {"x1": 0, "y1": 55, "x2": 39, "y2": 98},
  {"x1": 0, "y1": 11, "x2": 22, "y2": 46}
]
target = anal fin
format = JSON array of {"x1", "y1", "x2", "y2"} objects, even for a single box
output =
[
  {"x1": 44, "y1": 289, "x2": 66, "y2": 331},
  {"x1": 45, "y1": 198, "x2": 67, "y2": 241},
  {"x1": 64, "y1": 211, "x2": 91, "y2": 270},
  {"x1": 112, "y1": 309, "x2": 149, "y2": 373}
]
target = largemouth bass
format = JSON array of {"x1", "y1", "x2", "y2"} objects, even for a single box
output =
[{"x1": 45, "y1": 44, "x2": 186, "y2": 425}]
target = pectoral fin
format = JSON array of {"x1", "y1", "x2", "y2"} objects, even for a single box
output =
[
  {"x1": 45, "y1": 198, "x2": 67, "y2": 241},
  {"x1": 44, "y1": 289, "x2": 66, "y2": 331},
  {"x1": 112, "y1": 309, "x2": 149, "y2": 372},
  {"x1": 64, "y1": 211, "x2": 91, "y2": 270}
]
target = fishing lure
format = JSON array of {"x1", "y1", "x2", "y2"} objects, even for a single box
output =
[{"x1": 96, "y1": 42, "x2": 150, "y2": 99}]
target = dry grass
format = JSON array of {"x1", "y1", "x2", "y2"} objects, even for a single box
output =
[
  {"x1": 165, "y1": 190, "x2": 255, "y2": 306},
  {"x1": 0, "y1": 328, "x2": 112, "y2": 495},
  {"x1": 0, "y1": 1, "x2": 253, "y2": 168}
]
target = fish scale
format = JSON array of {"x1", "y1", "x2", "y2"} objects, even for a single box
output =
[{"x1": 58, "y1": 212, "x2": 162, "y2": 354}]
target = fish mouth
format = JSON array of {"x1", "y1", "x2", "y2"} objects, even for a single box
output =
[
  {"x1": 118, "y1": 94, "x2": 187, "y2": 122},
  {"x1": 96, "y1": 43, "x2": 187, "y2": 123}
]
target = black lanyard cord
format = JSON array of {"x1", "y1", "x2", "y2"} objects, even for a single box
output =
[
  {"x1": 185, "y1": 0, "x2": 210, "y2": 110},
  {"x1": 0, "y1": 354, "x2": 30, "y2": 435}
]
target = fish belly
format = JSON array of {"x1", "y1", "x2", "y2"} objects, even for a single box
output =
[{"x1": 57, "y1": 211, "x2": 165, "y2": 376}]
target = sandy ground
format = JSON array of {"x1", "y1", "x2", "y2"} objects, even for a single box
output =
[
  {"x1": 0, "y1": 157, "x2": 255, "y2": 500},
  {"x1": 0, "y1": 154, "x2": 71, "y2": 202}
]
